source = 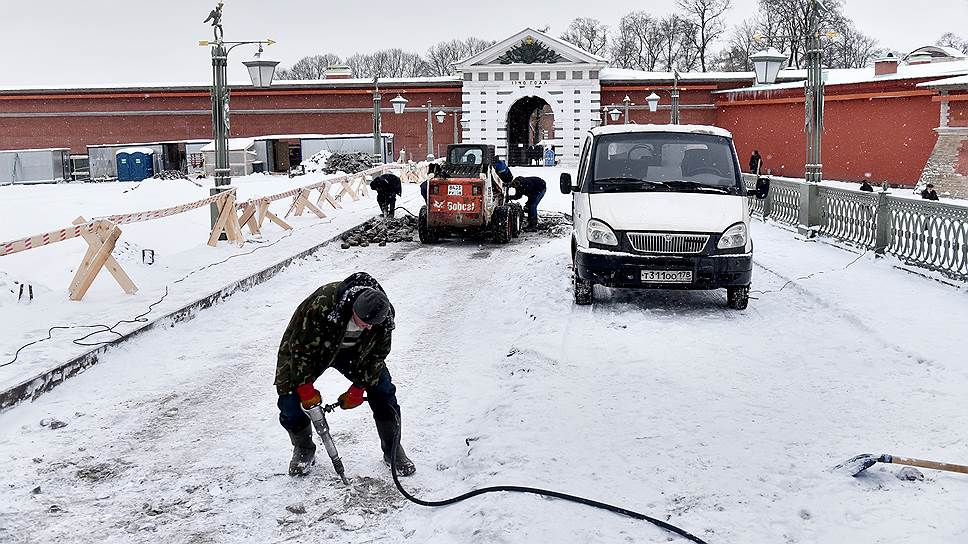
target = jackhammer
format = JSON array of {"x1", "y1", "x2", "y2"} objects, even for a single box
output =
[{"x1": 302, "y1": 399, "x2": 350, "y2": 485}]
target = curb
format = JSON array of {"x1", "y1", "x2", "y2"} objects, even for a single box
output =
[{"x1": 0, "y1": 222, "x2": 366, "y2": 413}]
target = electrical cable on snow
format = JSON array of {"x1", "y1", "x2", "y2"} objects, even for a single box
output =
[
  {"x1": 750, "y1": 249, "x2": 868, "y2": 297},
  {"x1": 386, "y1": 414, "x2": 710, "y2": 544},
  {"x1": 1, "y1": 230, "x2": 297, "y2": 368}
]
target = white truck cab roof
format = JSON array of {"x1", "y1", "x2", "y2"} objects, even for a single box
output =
[{"x1": 590, "y1": 124, "x2": 734, "y2": 139}]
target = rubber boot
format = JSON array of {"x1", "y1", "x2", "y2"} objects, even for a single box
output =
[
  {"x1": 287, "y1": 425, "x2": 316, "y2": 477},
  {"x1": 375, "y1": 418, "x2": 416, "y2": 476}
]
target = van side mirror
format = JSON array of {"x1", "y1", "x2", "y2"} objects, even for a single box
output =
[
  {"x1": 755, "y1": 177, "x2": 770, "y2": 200},
  {"x1": 560, "y1": 173, "x2": 573, "y2": 195}
]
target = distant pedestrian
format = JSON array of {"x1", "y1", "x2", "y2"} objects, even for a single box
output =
[
  {"x1": 749, "y1": 150, "x2": 762, "y2": 175},
  {"x1": 370, "y1": 173, "x2": 402, "y2": 218},
  {"x1": 509, "y1": 176, "x2": 547, "y2": 231},
  {"x1": 859, "y1": 181, "x2": 873, "y2": 192},
  {"x1": 920, "y1": 183, "x2": 939, "y2": 201}
]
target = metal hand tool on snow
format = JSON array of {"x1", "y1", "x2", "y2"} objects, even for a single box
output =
[
  {"x1": 835, "y1": 453, "x2": 968, "y2": 477},
  {"x1": 302, "y1": 400, "x2": 350, "y2": 484}
]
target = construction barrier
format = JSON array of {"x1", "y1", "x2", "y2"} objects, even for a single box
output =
[{"x1": 0, "y1": 164, "x2": 403, "y2": 300}]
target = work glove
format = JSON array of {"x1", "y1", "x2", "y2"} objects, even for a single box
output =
[
  {"x1": 338, "y1": 384, "x2": 366, "y2": 410},
  {"x1": 295, "y1": 383, "x2": 322, "y2": 409}
]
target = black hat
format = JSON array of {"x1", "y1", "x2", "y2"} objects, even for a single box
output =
[{"x1": 353, "y1": 288, "x2": 390, "y2": 325}]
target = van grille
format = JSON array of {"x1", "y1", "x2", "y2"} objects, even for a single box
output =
[{"x1": 627, "y1": 232, "x2": 709, "y2": 254}]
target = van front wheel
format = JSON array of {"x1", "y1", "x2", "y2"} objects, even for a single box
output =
[
  {"x1": 726, "y1": 286, "x2": 749, "y2": 310},
  {"x1": 574, "y1": 270, "x2": 593, "y2": 305}
]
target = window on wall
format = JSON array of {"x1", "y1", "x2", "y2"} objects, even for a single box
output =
[
  {"x1": 589, "y1": 70, "x2": 599, "y2": 79},
  {"x1": 573, "y1": 71, "x2": 584, "y2": 79},
  {"x1": 509, "y1": 72, "x2": 519, "y2": 81},
  {"x1": 479, "y1": 72, "x2": 489, "y2": 81},
  {"x1": 463, "y1": 73, "x2": 472, "y2": 81},
  {"x1": 494, "y1": 72, "x2": 504, "y2": 81},
  {"x1": 525, "y1": 72, "x2": 535, "y2": 80},
  {"x1": 557, "y1": 71, "x2": 567, "y2": 80},
  {"x1": 541, "y1": 71, "x2": 551, "y2": 80}
]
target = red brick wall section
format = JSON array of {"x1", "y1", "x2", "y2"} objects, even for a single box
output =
[
  {"x1": 948, "y1": 98, "x2": 968, "y2": 127},
  {"x1": 957, "y1": 139, "x2": 968, "y2": 176},
  {"x1": 0, "y1": 87, "x2": 462, "y2": 156}
]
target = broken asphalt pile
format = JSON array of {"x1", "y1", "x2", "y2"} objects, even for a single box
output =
[
  {"x1": 340, "y1": 216, "x2": 417, "y2": 248},
  {"x1": 152, "y1": 170, "x2": 190, "y2": 180},
  {"x1": 323, "y1": 152, "x2": 374, "y2": 175}
]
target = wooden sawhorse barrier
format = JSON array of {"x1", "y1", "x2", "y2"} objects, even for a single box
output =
[
  {"x1": 285, "y1": 188, "x2": 327, "y2": 220},
  {"x1": 68, "y1": 217, "x2": 138, "y2": 301}
]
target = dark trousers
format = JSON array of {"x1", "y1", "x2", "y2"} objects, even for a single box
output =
[
  {"x1": 526, "y1": 189, "x2": 545, "y2": 227},
  {"x1": 277, "y1": 366, "x2": 401, "y2": 433},
  {"x1": 377, "y1": 193, "x2": 397, "y2": 217}
]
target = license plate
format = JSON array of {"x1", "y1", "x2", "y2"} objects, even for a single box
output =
[
  {"x1": 641, "y1": 270, "x2": 693, "y2": 283},
  {"x1": 447, "y1": 184, "x2": 463, "y2": 196}
]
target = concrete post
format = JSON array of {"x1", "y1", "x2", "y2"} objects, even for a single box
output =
[
  {"x1": 873, "y1": 189, "x2": 891, "y2": 254},
  {"x1": 797, "y1": 182, "x2": 820, "y2": 238}
]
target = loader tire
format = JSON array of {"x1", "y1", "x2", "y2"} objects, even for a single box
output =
[
  {"x1": 508, "y1": 202, "x2": 523, "y2": 238},
  {"x1": 491, "y1": 206, "x2": 512, "y2": 244},
  {"x1": 418, "y1": 206, "x2": 438, "y2": 244}
]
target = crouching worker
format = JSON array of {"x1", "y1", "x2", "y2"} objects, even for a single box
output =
[
  {"x1": 509, "y1": 176, "x2": 547, "y2": 231},
  {"x1": 370, "y1": 173, "x2": 403, "y2": 218},
  {"x1": 274, "y1": 272, "x2": 416, "y2": 477}
]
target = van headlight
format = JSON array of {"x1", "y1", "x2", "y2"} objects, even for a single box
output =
[
  {"x1": 717, "y1": 222, "x2": 748, "y2": 250},
  {"x1": 587, "y1": 219, "x2": 618, "y2": 246}
]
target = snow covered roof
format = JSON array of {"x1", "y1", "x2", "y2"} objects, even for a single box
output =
[
  {"x1": 200, "y1": 138, "x2": 255, "y2": 152},
  {"x1": 0, "y1": 76, "x2": 462, "y2": 94},
  {"x1": 591, "y1": 124, "x2": 733, "y2": 139},
  {"x1": 0, "y1": 147, "x2": 70, "y2": 154},
  {"x1": 918, "y1": 74, "x2": 968, "y2": 89},
  {"x1": 716, "y1": 59, "x2": 968, "y2": 95},
  {"x1": 116, "y1": 147, "x2": 155, "y2": 155}
]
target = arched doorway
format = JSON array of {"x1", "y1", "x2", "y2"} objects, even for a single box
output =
[{"x1": 505, "y1": 96, "x2": 555, "y2": 166}]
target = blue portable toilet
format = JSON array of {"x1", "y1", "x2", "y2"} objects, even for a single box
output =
[
  {"x1": 543, "y1": 146, "x2": 556, "y2": 167},
  {"x1": 116, "y1": 147, "x2": 155, "y2": 181}
]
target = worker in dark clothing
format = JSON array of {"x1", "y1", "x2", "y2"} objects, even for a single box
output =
[
  {"x1": 370, "y1": 173, "x2": 403, "y2": 218},
  {"x1": 920, "y1": 183, "x2": 939, "y2": 200},
  {"x1": 509, "y1": 176, "x2": 547, "y2": 231},
  {"x1": 749, "y1": 150, "x2": 762, "y2": 175},
  {"x1": 275, "y1": 272, "x2": 416, "y2": 477},
  {"x1": 494, "y1": 156, "x2": 514, "y2": 185},
  {"x1": 859, "y1": 181, "x2": 873, "y2": 192}
]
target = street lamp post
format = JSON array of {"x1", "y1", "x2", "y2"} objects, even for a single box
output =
[
  {"x1": 670, "y1": 70, "x2": 680, "y2": 125},
  {"x1": 200, "y1": 2, "x2": 277, "y2": 231},
  {"x1": 622, "y1": 95, "x2": 631, "y2": 125},
  {"x1": 425, "y1": 100, "x2": 435, "y2": 160},
  {"x1": 372, "y1": 77, "x2": 382, "y2": 162},
  {"x1": 804, "y1": 0, "x2": 825, "y2": 184},
  {"x1": 608, "y1": 108, "x2": 621, "y2": 124},
  {"x1": 452, "y1": 111, "x2": 460, "y2": 144}
]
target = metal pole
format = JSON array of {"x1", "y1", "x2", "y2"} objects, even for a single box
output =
[
  {"x1": 426, "y1": 100, "x2": 434, "y2": 161},
  {"x1": 373, "y1": 77, "x2": 382, "y2": 162},
  {"x1": 623, "y1": 96, "x2": 629, "y2": 125},
  {"x1": 671, "y1": 71, "x2": 680, "y2": 125},
  {"x1": 210, "y1": 41, "x2": 231, "y2": 235},
  {"x1": 453, "y1": 111, "x2": 459, "y2": 144},
  {"x1": 804, "y1": 0, "x2": 824, "y2": 184}
]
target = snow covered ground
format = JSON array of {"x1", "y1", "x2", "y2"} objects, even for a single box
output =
[
  {"x1": 0, "y1": 172, "x2": 423, "y2": 392},
  {"x1": 1, "y1": 176, "x2": 966, "y2": 543}
]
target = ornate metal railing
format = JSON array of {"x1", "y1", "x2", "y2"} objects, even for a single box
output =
[
  {"x1": 817, "y1": 186, "x2": 877, "y2": 247},
  {"x1": 886, "y1": 197, "x2": 968, "y2": 280},
  {"x1": 742, "y1": 173, "x2": 967, "y2": 282}
]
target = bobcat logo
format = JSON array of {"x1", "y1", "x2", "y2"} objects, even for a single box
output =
[{"x1": 432, "y1": 200, "x2": 445, "y2": 210}]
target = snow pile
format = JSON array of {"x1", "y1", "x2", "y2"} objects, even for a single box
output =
[{"x1": 300, "y1": 149, "x2": 332, "y2": 174}]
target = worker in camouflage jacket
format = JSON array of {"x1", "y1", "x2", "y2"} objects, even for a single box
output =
[{"x1": 275, "y1": 272, "x2": 416, "y2": 477}]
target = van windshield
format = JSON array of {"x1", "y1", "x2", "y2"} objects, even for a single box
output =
[{"x1": 589, "y1": 132, "x2": 741, "y2": 194}]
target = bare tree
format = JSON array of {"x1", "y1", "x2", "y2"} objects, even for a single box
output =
[
  {"x1": 276, "y1": 53, "x2": 342, "y2": 80},
  {"x1": 826, "y1": 17, "x2": 883, "y2": 68},
  {"x1": 425, "y1": 37, "x2": 495, "y2": 77},
  {"x1": 658, "y1": 14, "x2": 698, "y2": 71},
  {"x1": 678, "y1": 0, "x2": 733, "y2": 71},
  {"x1": 560, "y1": 17, "x2": 609, "y2": 57},
  {"x1": 937, "y1": 32, "x2": 968, "y2": 54},
  {"x1": 346, "y1": 49, "x2": 430, "y2": 78},
  {"x1": 609, "y1": 11, "x2": 664, "y2": 71},
  {"x1": 712, "y1": 19, "x2": 760, "y2": 71},
  {"x1": 753, "y1": 0, "x2": 845, "y2": 68}
]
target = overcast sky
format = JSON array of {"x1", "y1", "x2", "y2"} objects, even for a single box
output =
[{"x1": 3, "y1": 0, "x2": 966, "y2": 86}]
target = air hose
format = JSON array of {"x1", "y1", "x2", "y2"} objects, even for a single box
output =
[{"x1": 386, "y1": 413, "x2": 711, "y2": 544}]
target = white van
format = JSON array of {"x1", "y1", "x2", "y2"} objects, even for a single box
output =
[{"x1": 560, "y1": 124, "x2": 769, "y2": 309}]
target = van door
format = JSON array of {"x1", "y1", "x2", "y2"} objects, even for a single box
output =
[{"x1": 573, "y1": 136, "x2": 593, "y2": 247}]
